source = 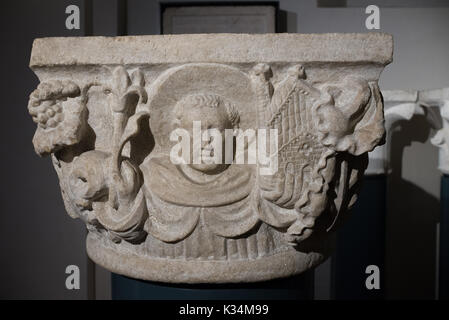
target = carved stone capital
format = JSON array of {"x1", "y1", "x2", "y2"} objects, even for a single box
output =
[
  {"x1": 28, "y1": 34, "x2": 392, "y2": 283},
  {"x1": 366, "y1": 90, "x2": 424, "y2": 175},
  {"x1": 419, "y1": 88, "x2": 449, "y2": 174}
]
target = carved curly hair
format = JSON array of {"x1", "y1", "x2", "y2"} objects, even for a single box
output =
[{"x1": 173, "y1": 93, "x2": 240, "y2": 129}]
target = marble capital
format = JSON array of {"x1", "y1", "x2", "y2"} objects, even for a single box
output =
[{"x1": 28, "y1": 34, "x2": 392, "y2": 283}]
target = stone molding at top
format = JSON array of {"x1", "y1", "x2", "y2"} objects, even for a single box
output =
[
  {"x1": 30, "y1": 33, "x2": 393, "y2": 67},
  {"x1": 367, "y1": 88, "x2": 449, "y2": 176},
  {"x1": 27, "y1": 34, "x2": 392, "y2": 283},
  {"x1": 419, "y1": 88, "x2": 449, "y2": 174}
]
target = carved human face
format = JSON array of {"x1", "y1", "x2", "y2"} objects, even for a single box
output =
[{"x1": 179, "y1": 105, "x2": 232, "y2": 174}]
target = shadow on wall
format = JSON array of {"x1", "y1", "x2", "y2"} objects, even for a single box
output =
[{"x1": 387, "y1": 112, "x2": 440, "y2": 299}]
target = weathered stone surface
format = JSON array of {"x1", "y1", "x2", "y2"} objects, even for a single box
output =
[{"x1": 28, "y1": 33, "x2": 392, "y2": 283}]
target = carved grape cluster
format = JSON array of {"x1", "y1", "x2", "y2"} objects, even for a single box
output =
[
  {"x1": 30, "y1": 100, "x2": 64, "y2": 129},
  {"x1": 28, "y1": 80, "x2": 80, "y2": 129},
  {"x1": 28, "y1": 79, "x2": 87, "y2": 156}
]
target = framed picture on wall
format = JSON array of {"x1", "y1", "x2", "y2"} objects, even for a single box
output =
[{"x1": 161, "y1": 2, "x2": 278, "y2": 34}]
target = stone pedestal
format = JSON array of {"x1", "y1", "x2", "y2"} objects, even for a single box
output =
[
  {"x1": 334, "y1": 175, "x2": 386, "y2": 299},
  {"x1": 111, "y1": 272, "x2": 314, "y2": 300},
  {"x1": 440, "y1": 174, "x2": 449, "y2": 300},
  {"x1": 27, "y1": 33, "x2": 392, "y2": 284}
]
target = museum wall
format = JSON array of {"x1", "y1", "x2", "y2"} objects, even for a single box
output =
[{"x1": 0, "y1": 0, "x2": 91, "y2": 299}]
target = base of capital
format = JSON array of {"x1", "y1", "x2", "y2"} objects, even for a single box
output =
[{"x1": 86, "y1": 232, "x2": 329, "y2": 283}]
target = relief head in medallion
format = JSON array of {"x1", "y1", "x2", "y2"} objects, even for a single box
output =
[{"x1": 141, "y1": 92, "x2": 253, "y2": 207}]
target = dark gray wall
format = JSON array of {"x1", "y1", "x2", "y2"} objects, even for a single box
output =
[{"x1": 0, "y1": 0, "x2": 90, "y2": 299}]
